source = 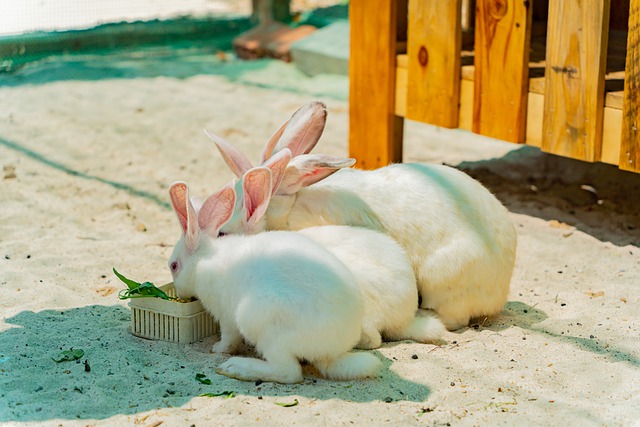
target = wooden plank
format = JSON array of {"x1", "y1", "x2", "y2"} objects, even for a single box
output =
[
  {"x1": 395, "y1": 55, "x2": 408, "y2": 117},
  {"x1": 397, "y1": 59, "x2": 623, "y2": 159},
  {"x1": 459, "y1": 79, "x2": 474, "y2": 131},
  {"x1": 472, "y1": 0, "x2": 532, "y2": 143},
  {"x1": 620, "y1": 0, "x2": 640, "y2": 172},
  {"x1": 602, "y1": 107, "x2": 623, "y2": 164},
  {"x1": 349, "y1": 0, "x2": 404, "y2": 169},
  {"x1": 526, "y1": 92, "x2": 544, "y2": 148},
  {"x1": 541, "y1": 0, "x2": 611, "y2": 162},
  {"x1": 405, "y1": 0, "x2": 462, "y2": 128}
]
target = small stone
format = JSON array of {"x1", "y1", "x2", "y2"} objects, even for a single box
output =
[
  {"x1": 136, "y1": 223, "x2": 147, "y2": 232},
  {"x1": 411, "y1": 354, "x2": 418, "y2": 360}
]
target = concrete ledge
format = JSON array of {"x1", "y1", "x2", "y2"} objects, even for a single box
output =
[{"x1": 290, "y1": 20, "x2": 349, "y2": 76}]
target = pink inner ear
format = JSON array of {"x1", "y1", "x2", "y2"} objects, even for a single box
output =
[
  {"x1": 169, "y1": 182, "x2": 189, "y2": 234},
  {"x1": 199, "y1": 184, "x2": 236, "y2": 236},
  {"x1": 259, "y1": 119, "x2": 289, "y2": 164},
  {"x1": 243, "y1": 168, "x2": 271, "y2": 221},
  {"x1": 263, "y1": 148, "x2": 292, "y2": 195},
  {"x1": 170, "y1": 182, "x2": 200, "y2": 253},
  {"x1": 275, "y1": 101, "x2": 327, "y2": 157},
  {"x1": 205, "y1": 129, "x2": 254, "y2": 177}
]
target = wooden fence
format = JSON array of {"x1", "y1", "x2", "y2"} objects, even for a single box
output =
[{"x1": 349, "y1": 0, "x2": 639, "y2": 173}]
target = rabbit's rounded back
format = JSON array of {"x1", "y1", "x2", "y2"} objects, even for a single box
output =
[
  {"x1": 297, "y1": 225, "x2": 417, "y2": 341},
  {"x1": 270, "y1": 163, "x2": 517, "y2": 330},
  {"x1": 203, "y1": 231, "x2": 364, "y2": 353}
]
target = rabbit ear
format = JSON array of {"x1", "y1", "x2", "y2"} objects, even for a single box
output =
[
  {"x1": 273, "y1": 101, "x2": 327, "y2": 157},
  {"x1": 204, "y1": 129, "x2": 253, "y2": 178},
  {"x1": 262, "y1": 148, "x2": 292, "y2": 195},
  {"x1": 190, "y1": 196, "x2": 203, "y2": 213},
  {"x1": 242, "y1": 167, "x2": 272, "y2": 227},
  {"x1": 277, "y1": 154, "x2": 355, "y2": 195},
  {"x1": 198, "y1": 182, "x2": 237, "y2": 237},
  {"x1": 169, "y1": 182, "x2": 200, "y2": 253},
  {"x1": 259, "y1": 119, "x2": 289, "y2": 164}
]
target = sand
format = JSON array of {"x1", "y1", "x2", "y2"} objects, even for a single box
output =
[{"x1": 1, "y1": 44, "x2": 640, "y2": 426}]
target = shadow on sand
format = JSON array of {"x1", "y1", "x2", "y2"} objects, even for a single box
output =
[
  {"x1": 456, "y1": 146, "x2": 640, "y2": 247},
  {"x1": 0, "y1": 305, "x2": 431, "y2": 422}
]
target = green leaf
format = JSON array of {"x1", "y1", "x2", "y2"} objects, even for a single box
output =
[
  {"x1": 275, "y1": 399, "x2": 299, "y2": 407},
  {"x1": 52, "y1": 348, "x2": 85, "y2": 363},
  {"x1": 195, "y1": 373, "x2": 212, "y2": 385},
  {"x1": 113, "y1": 267, "x2": 140, "y2": 291},
  {"x1": 199, "y1": 391, "x2": 236, "y2": 399},
  {"x1": 113, "y1": 268, "x2": 174, "y2": 301}
]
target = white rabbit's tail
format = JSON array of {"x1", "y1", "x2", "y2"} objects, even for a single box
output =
[
  {"x1": 387, "y1": 310, "x2": 447, "y2": 344},
  {"x1": 315, "y1": 352, "x2": 381, "y2": 380}
]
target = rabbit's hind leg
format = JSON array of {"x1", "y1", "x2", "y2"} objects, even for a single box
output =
[
  {"x1": 355, "y1": 324, "x2": 382, "y2": 350},
  {"x1": 314, "y1": 352, "x2": 381, "y2": 380},
  {"x1": 384, "y1": 310, "x2": 446, "y2": 344}
]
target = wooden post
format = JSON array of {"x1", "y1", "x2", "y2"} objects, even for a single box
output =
[
  {"x1": 541, "y1": 0, "x2": 611, "y2": 162},
  {"x1": 472, "y1": 0, "x2": 532, "y2": 143},
  {"x1": 620, "y1": 0, "x2": 639, "y2": 172},
  {"x1": 406, "y1": 1, "x2": 462, "y2": 128},
  {"x1": 349, "y1": 0, "x2": 404, "y2": 169},
  {"x1": 251, "y1": 0, "x2": 291, "y2": 23}
]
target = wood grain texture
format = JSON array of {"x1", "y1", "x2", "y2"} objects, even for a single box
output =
[
  {"x1": 472, "y1": 0, "x2": 532, "y2": 143},
  {"x1": 405, "y1": 0, "x2": 461, "y2": 128},
  {"x1": 620, "y1": 0, "x2": 640, "y2": 171},
  {"x1": 348, "y1": 0, "x2": 404, "y2": 169},
  {"x1": 541, "y1": 0, "x2": 611, "y2": 162}
]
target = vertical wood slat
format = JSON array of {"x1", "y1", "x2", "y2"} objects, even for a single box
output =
[
  {"x1": 472, "y1": 0, "x2": 532, "y2": 143},
  {"x1": 541, "y1": 0, "x2": 611, "y2": 162},
  {"x1": 620, "y1": 0, "x2": 640, "y2": 172},
  {"x1": 349, "y1": 0, "x2": 404, "y2": 170},
  {"x1": 405, "y1": 1, "x2": 462, "y2": 128}
]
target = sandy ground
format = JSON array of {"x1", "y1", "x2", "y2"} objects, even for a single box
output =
[{"x1": 1, "y1": 41, "x2": 640, "y2": 426}]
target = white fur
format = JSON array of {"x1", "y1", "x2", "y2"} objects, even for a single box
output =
[
  {"x1": 297, "y1": 226, "x2": 446, "y2": 348},
  {"x1": 223, "y1": 166, "x2": 446, "y2": 348},
  {"x1": 209, "y1": 102, "x2": 517, "y2": 330},
  {"x1": 267, "y1": 164, "x2": 517, "y2": 330},
  {"x1": 168, "y1": 182, "x2": 380, "y2": 383}
]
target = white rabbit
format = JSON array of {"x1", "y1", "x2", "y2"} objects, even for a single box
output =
[
  {"x1": 207, "y1": 101, "x2": 518, "y2": 331},
  {"x1": 167, "y1": 179, "x2": 380, "y2": 383},
  {"x1": 230, "y1": 160, "x2": 446, "y2": 348}
]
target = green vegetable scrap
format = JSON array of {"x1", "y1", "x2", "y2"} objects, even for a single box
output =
[
  {"x1": 195, "y1": 373, "x2": 212, "y2": 385},
  {"x1": 113, "y1": 268, "x2": 175, "y2": 301},
  {"x1": 199, "y1": 391, "x2": 236, "y2": 399},
  {"x1": 52, "y1": 348, "x2": 85, "y2": 363},
  {"x1": 275, "y1": 399, "x2": 299, "y2": 407}
]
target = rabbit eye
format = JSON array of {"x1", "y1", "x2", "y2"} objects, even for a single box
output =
[
  {"x1": 218, "y1": 231, "x2": 227, "y2": 237},
  {"x1": 170, "y1": 261, "x2": 179, "y2": 272}
]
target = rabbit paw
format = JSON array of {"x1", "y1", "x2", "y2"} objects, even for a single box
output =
[
  {"x1": 215, "y1": 357, "x2": 258, "y2": 381},
  {"x1": 211, "y1": 339, "x2": 242, "y2": 354},
  {"x1": 216, "y1": 356, "x2": 303, "y2": 384},
  {"x1": 355, "y1": 328, "x2": 382, "y2": 350}
]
